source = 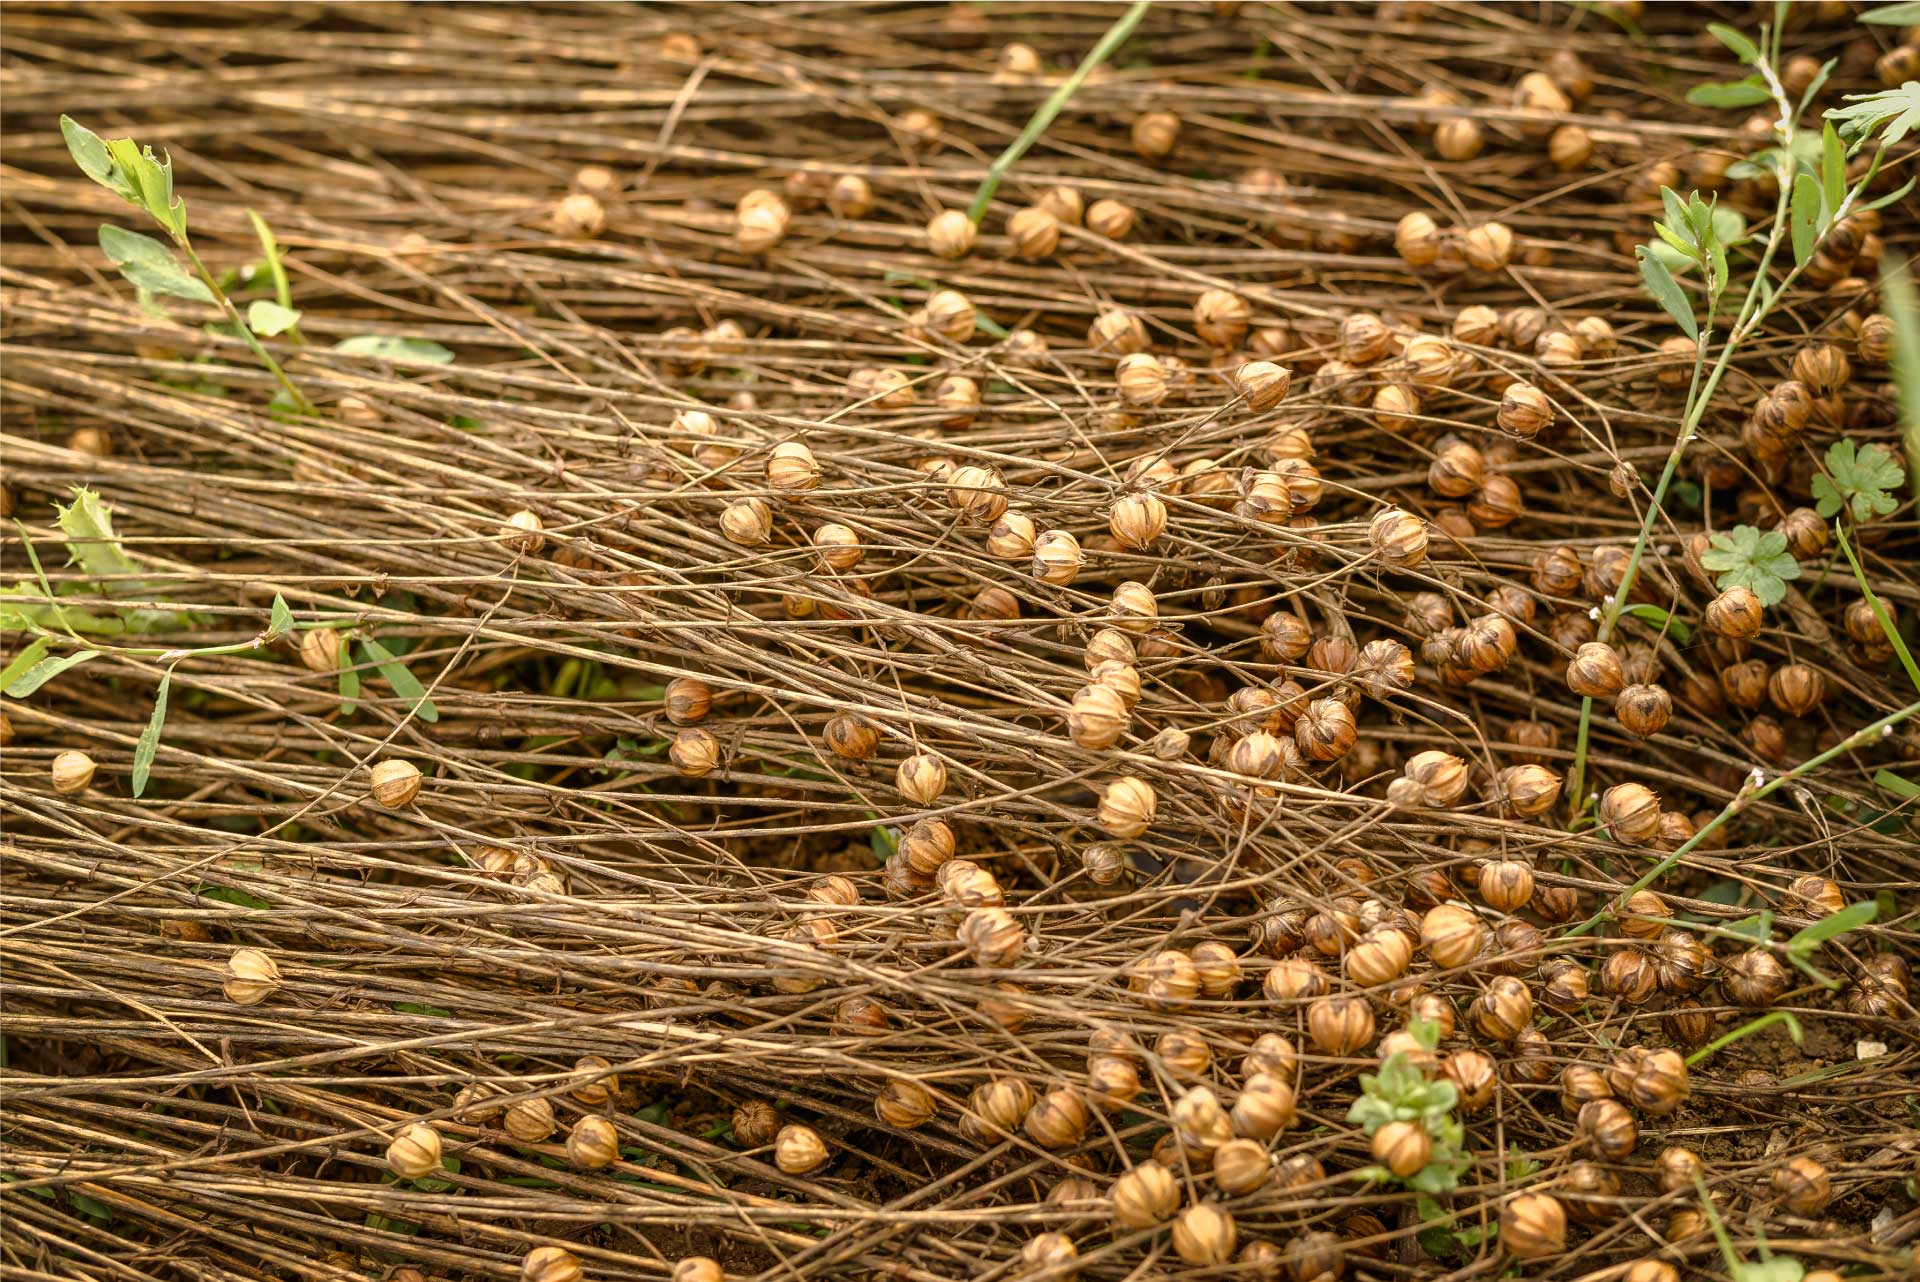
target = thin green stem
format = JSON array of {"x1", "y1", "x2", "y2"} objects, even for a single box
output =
[
  {"x1": 1684, "y1": 1010, "x2": 1803, "y2": 1067},
  {"x1": 1562, "y1": 694, "x2": 1920, "y2": 938},
  {"x1": 1835, "y1": 520, "x2": 1920, "y2": 694},
  {"x1": 179, "y1": 240, "x2": 313, "y2": 413},
  {"x1": 967, "y1": 1, "x2": 1151, "y2": 224}
]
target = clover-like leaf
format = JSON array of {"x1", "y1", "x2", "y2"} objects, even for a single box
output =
[
  {"x1": 1698, "y1": 525, "x2": 1801, "y2": 607},
  {"x1": 1810, "y1": 438, "x2": 1903, "y2": 522}
]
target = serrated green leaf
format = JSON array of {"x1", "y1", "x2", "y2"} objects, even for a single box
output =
[
  {"x1": 1706, "y1": 21, "x2": 1760, "y2": 64},
  {"x1": 1637, "y1": 246, "x2": 1697, "y2": 339},
  {"x1": 55, "y1": 486, "x2": 143, "y2": 581},
  {"x1": 0, "y1": 638, "x2": 54, "y2": 694},
  {"x1": 1790, "y1": 173, "x2": 1823, "y2": 267},
  {"x1": 247, "y1": 300, "x2": 301, "y2": 337},
  {"x1": 98, "y1": 226, "x2": 212, "y2": 303},
  {"x1": 334, "y1": 335, "x2": 453, "y2": 365},
  {"x1": 1688, "y1": 77, "x2": 1773, "y2": 109},
  {"x1": 1826, "y1": 82, "x2": 1920, "y2": 147},
  {"x1": 358, "y1": 637, "x2": 438, "y2": 722},
  {"x1": 131, "y1": 670, "x2": 170, "y2": 797},
  {"x1": 101, "y1": 136, "x2": 184, "y2": 238},
  {"x1": 1812, "y1": 439, "x2": 1904, "y2": 521},
  {"x1": 5, "y1": 649, "x2": 101, "y2": 697},
  {"x1": 1861, "y1": 2, "x2": 1920, "y2": 20},
  {"x1": 270, "y1": 594, "x2": 294, "y2": 638},
  {"x1": 1699, "y1": 525, "x2": 1800, "y2": 606}
]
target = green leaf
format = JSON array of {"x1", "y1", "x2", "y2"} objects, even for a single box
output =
[
  {"x1": 1790, "y1": 173, "x2": 1823, "y2": 268},
  {"x1": 1826, "y1": 82, "x2": 1920, "y2": 147},
  {"x1": 55, "y1": 486, "x2": 143, "y2": 581},
  {"x1": 247, "y1": 300, "x2": 302, "y2": 337},
  {"x1": 358, "y1": 637, "x2": 438, "y2": 722},
  {"x1": 1787, "y1": 901, "x2": 1876, "y2": 962},
  {"x1": 1619, "y1": 603, "x2": 1693, "y2": 644},
  {"x1": 1731, "y1": 1260, "x2": 1804, "y2": 1282},
  {"x1": 0, "y1": 638, "x2": 54, "y2": 694},
  {"x1": 270, "y1": 594, "x2": 294, "y2": 638},
  {"x1": 1874, "y1": 768, "x2": 1920, "y2": 800},
  {"x1": 1653, "y1": 219, "x2": 1701, "y2": 262},
  {"x1": 1880, "y1": 257, "x2": 1920, "y2": 502},
  {"x1": 194, "y1": 884, "x2": 273, "y2": 909},
  {"x1": 1688, "y1": 77, "x2": 1773, "y2": 109},
  {"x1": 1698, "y1": 525, "x2": 1801, "y2": 606},
  {"x1": 1723, "y1": 911, "x2": 1774, "y2": 945},
  {"x1": 66, "y1": 1190, "x2": 114, "y2": 1223},
  {"x1": 60, "y1": 116, "x2": 127, "y2": 198},
  {"x1": 1821, "y1": 122, "x2": 1847, "y2": 221},
  {"x1": 4, "y1": 649, "x2": 101, "y2": 697},
  {"x1": 1811, "y1": 439, "x2": 1904, "y2": 521},
  {"x1": 1860, "y1": 2, "x2": 1920, "y2": 22},
  {"x1": 1660, "y1": 187, "x2": 1693, "y2": 242},
  {"x1": 101, "y1": 135, "x2": 185, "y2": 239},
  {"x1": 131, "y1": 670, "x2": 170, "y2": 797},
  {"x1": 394, "y1": 1002, "x2": 455, "y2": 1018},
  {"x1": 338, "y1": 644, "x2": 360, "y2": 714},
  {"x1": 1796, "y1": 59, "x2": 1836, "y2": 119},
  {"x1": 334, "y1": 335, "x2": 454, "y2": 365},
  {"x1": 246, "y1": 209, "x2": 294, "y2": 311},
  {"x1": 1636, "y1": 246, "x2": 1697, "y2": 339},
  {"x1": 1706, "y1": 21, "x2": 1760, "y2": 64},
  {"x1": 98, "y1": 226, "x2": 212, "y2": 303}
]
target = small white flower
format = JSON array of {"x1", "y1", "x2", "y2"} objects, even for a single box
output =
[
  {"x1": 1881, "y1": 724, "x2": 1894, "y2": 739},
  {"x1": 1587, "y1": 606, "x2": 1601, "y2": 621},
  {"x1": 1747, "y1": 766, "x2": 1765, "y2": 790}
]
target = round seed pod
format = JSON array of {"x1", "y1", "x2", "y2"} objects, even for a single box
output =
[
  {"x1": 1089, "y1": 308, "x2": 1150, "y2": 355},
  {"x1": 523, "y1": 1246, "x2": 583, "y2": 1282},
  {"x1": 985, "y1": 512, "x2": 1038, "y2": 561},
  {"x1": 1559, "y1": 1064, "x2": 1613, "y2": 1117},
  {"x1": 1579, "y1": 1098, "x2": 1638, "y2": 1160},
  {"x1": 1155, "y1": 1028, "x2": 1213, "y2": 1078},
  {"x1": 1031, "y1": 530, "x2": 1083, "y2": 586},
  {"x1": 1007, "y1": 206, "x2": 1060, "y2": 260},
  {"x1": 1630, "y1": 1048, "x2": 1689, "y2": 1116},
  {"x1": 1420, "y1": 904, "x2": 1487, "y2": 970},
  {"x1": 1498, "y1": 382, "x2": 1553, "y2": 438},
  {"x1": 1500, "y1": 1192, "x2": 1565, "y2": 1260},
  {"x1": 1615, "y1": 684, "x2": 1671, "y2": 738},
  {"x1": 720, "y1": 498, "x2": 772, "y2": 547},
  {"x1": 50, "y1": 749, "x2": 96, "y2": 795},
  {"x1": 1085, "y1": 198, "x2": 1134, "y2": 239},
  {"x1": 735, "y1": 191, "x2": 790, "y2": 253},
  {"x1": 386, "y1": 1122, "x2": 443, "y2": 1180},
  {"x1": 811, "y1": 523, "x2": 863, "y2": 572},
  {"x1": 1096, "y1": 776, "x2": 1156, "y2": 837},
  {"x1": 1110, "y1": 1161, "x2": 1179, "y2": 1228},
  {"x1": 767, "y1": 440, "x2": 823, "y2": 494},
  {"x1": 566, "y1": 1116, "x2": 621, "y2": 1170},
  {"x1": 1025, "y1": 1087, "x2": 1090, "y2": 1149},
  {"x1": 673, "y1": 1259, "x2": 724, "y2": 1282},
  {"x1": 1067, "y1": 683, "x2": 1130, "y2": 750},
  {"x1": 1768, "y1": 663, "x2": 1824, "y2": 717},
  {"x1": 1194, "y1": 288, "x2": 1252, "y2": 347},
  {"x1": 1772, "y1": 1156, "x2": 1832, "y2": 1215},
  {"x1": 1131, "y1": 109, "x2": 1181, "y2": 160},
  {"x1": 1479, "y1": 859, "x2": 1534, "y2": 913},
  {"x1": 1340, "y1": 312, "x2": 1392, "y2": 364},
  {"x1": 1559, "y1": 1160, "x2": 1622, "y2": 1227},
  {"x1": 732, "y1": 1101, "x2": 782, "y2": 1148},
  {"x1": 1294, "y1": 698, "x2": 1356, "y2": 762},
  {"x1": 1788, "y1": 874, "x2": 1846, "y2": 918},
  {"x1": 1723, "y1": 948, "x2": 1789, "y2": 1006},
  {"x1": 298, "y1": 628, "x2": 344, "y2": 674},
  {"x1": 1395, "y1": 211, "x2": 1444, "y2": 268},
  {"x1": 1085, "y1": 1055, "x2": 1142, "y2": 1113},
  {"x1": 964, "y1": 1078, "x2": 1035, "y2": 1142},
  {"x1": 1372, "y1": 1119, "x2": 1432, "y2": 1177},
  {"x1": 1345, "y1": 930, "x2": 1413, "y2": 987},
  {"x1": 1654, "y1": 928, "x2": 1711, "y2": 995},
  {"x1": 1307, "y1": 995, "x2": 1375, "y2": 1056},
  {"x1": 933, "y1": 374, "x2": 982, "y2": 427},
  {"x1": 1791, "y1": 342, "x2": 1851, "y2": 395},
  {"x1": 1231, "y1": 1074, "x2": 1297, "y2": 1140},
  {"x1": 505, "y1": 1096, "x2": 557, "y2": 1143},
  {"x1": 1368, "y1": 508, "x2": 1428, "y2": 568},
  {"x1": 946, "y1": 465, "x2": 1007, "y2": 524},
  {"x1": 1212, "y1": 1138, "x2": 1271, "y2": 1196},
  {"x1": 1372, "y1": 382, "x2": 1422, "y2": 433},
  {"x1": 1616, "y1": 889, "x2": 1669, "y2": 939},
  {"x1": 1435, "y1": 116, "x2": 1484, "y2": 160},
  {"x1": 823, "y1": 713, "x2": 880, "y2": 760},
  {"x1": 1402, "y1": 750, "x2": 1470, "y2": 808},
  {"x1": 958, "y1": 907, "x2": 1025, "y2": 966},
  {"x1": 824, "y1": 173, "x2": 872, "y2": 218},
  {"x1": 369, "y1": 759, "x2": 422, "y2": 809},
  {"x1": 773, "y1": 1124, "x2": 829, "y2": 1173},
  {"x1": 1599, "y1": 783, "x2": 1662, "y2": 844},
  {"x1": 1235, "y1": 360, "x2": 1292, "y2": 411},
  {"x1": 1172, "y1": 1203, "x2": 1237, "y2": 1266},
  {"x1": 901, "y1": 818, "x2": 956, "y2": 877},
  {"x1": 1091, "y1": 661, "x2": 1141, "y2": 710},
  {"x1": 895, "y1": 753, "x2": 946, "y2": 805},
  {"x1": 1470, "y1": 976, "x2": 1533, "y2": 1042},
  {"x1": 1018, "y1": 1233, "x2": 1077, "y2": 1281},
  {"x1": 1566, "y1": 643, "x2": 1626, "y2": 699},
  {"x1": 1492, "y1": 764, "x2": 1563, "y2": 818},
  {"x1": 1129, "y1": 948, "x2": 1201, "y2": 1006},
  {"x1": 1600, "y1": 949, "x2": 1658, "y2": 1003},
  {"x1": 1463, "y1": 221, "x2": 1514, "y2": 272},
  {"x1": 1428, "y1": 439, "x2": 1485, "y2": 497},
  {"x1": 875, "y1": 1079, "x2": 937, "y2": 1130},
  {"x1": 1110, "y1": 493, "x2": 1167, "y2": 548},
  {"x1": 1705, "y1": 586, "x2": 1765, "y2": 639},
  {"x1": 1108, "y1": 581, "x2": 1158, "y2": 633},
  {"x1": 926, "y1": 209, "x2": 976, "y2": 259},
  {"x1": 1114, "y1": 353, "x2": 1169, "y2": 409},
  {"x1": 1444, "y1": 1049, "x2": 1498, "y2": 1112}
]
